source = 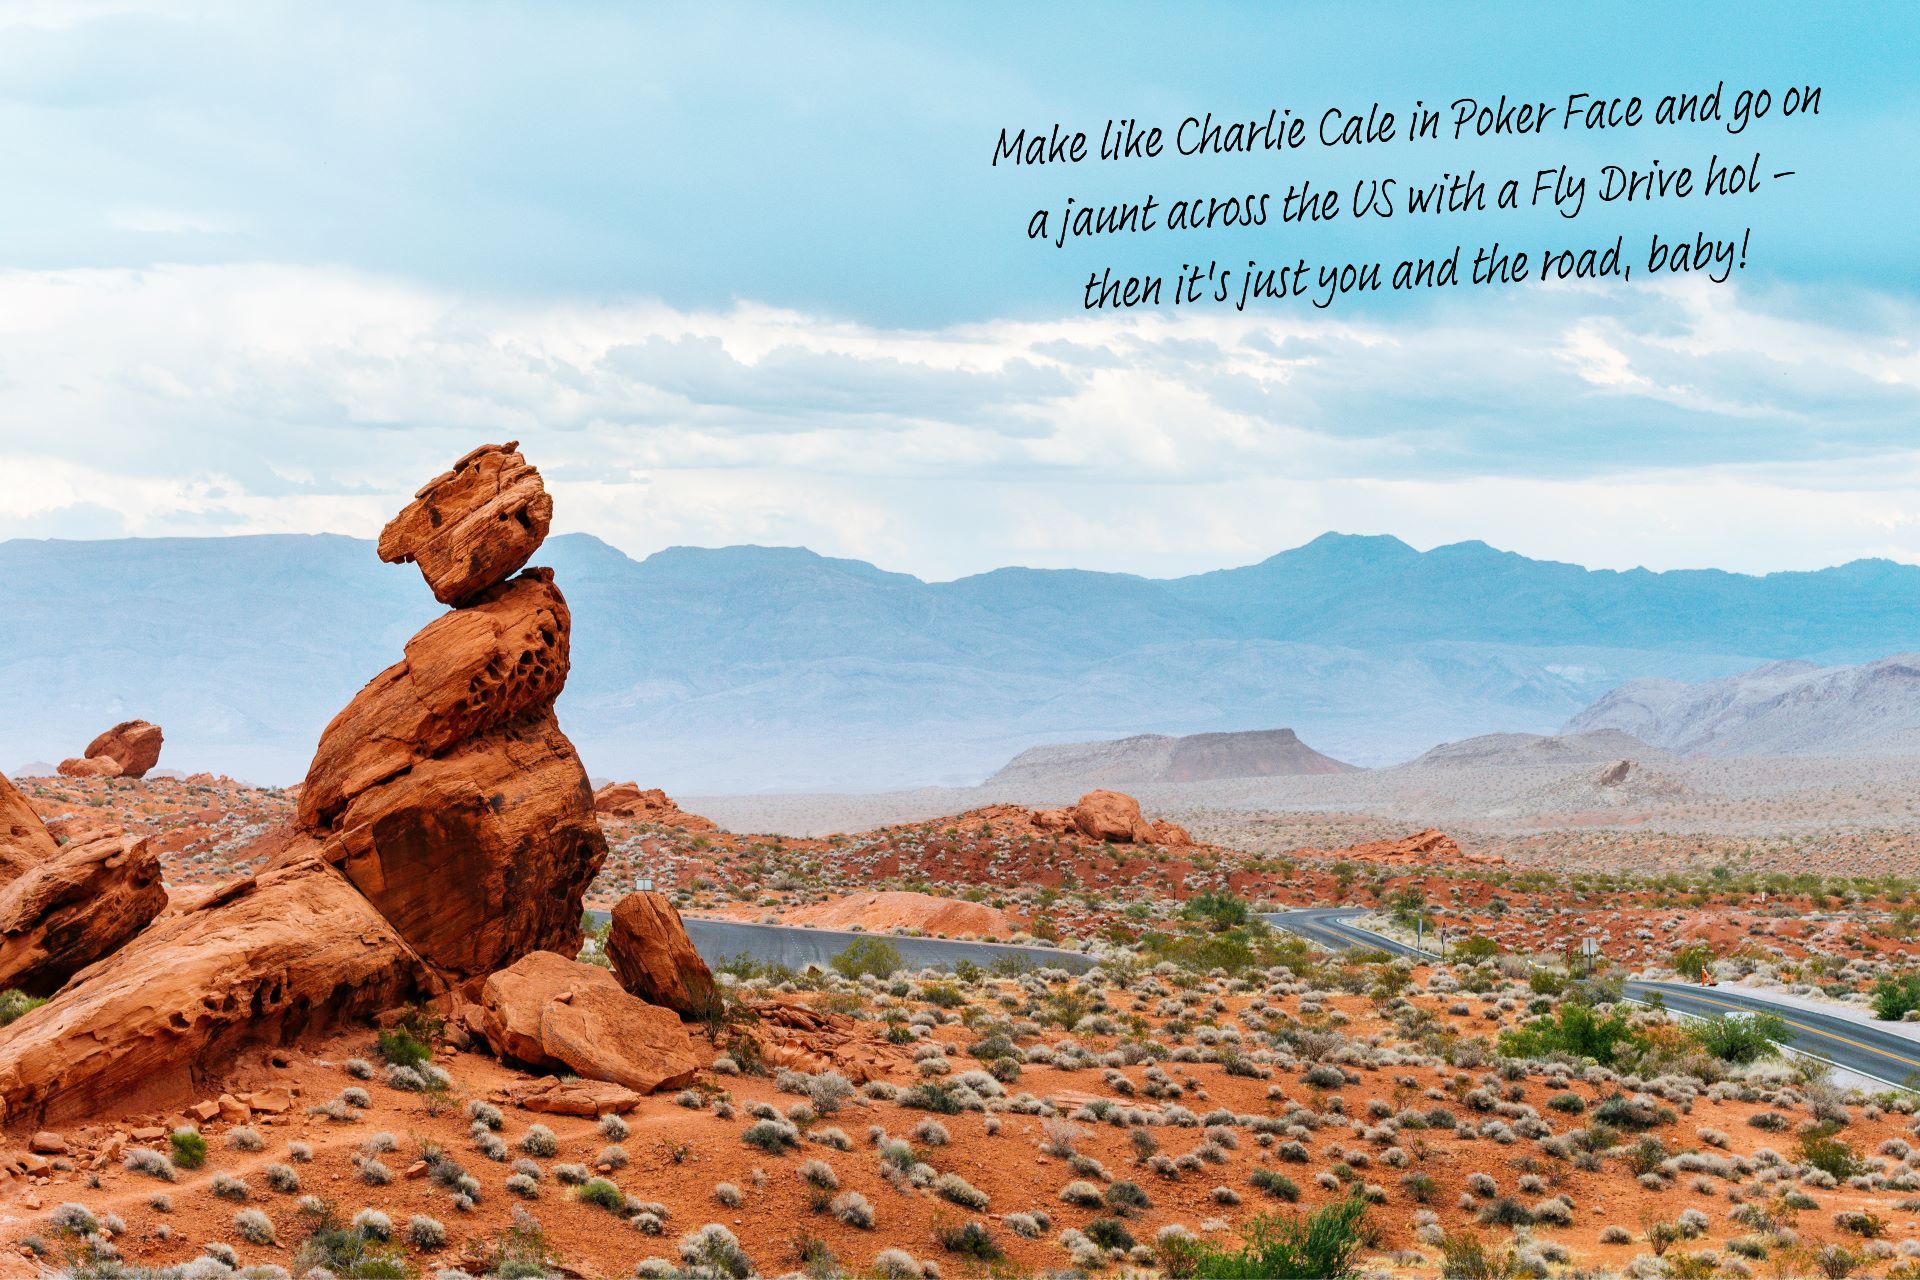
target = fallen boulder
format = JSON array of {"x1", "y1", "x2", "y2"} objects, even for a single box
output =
[
  {"x1": 475, "y1": 950, "x2": 698, "y2": 1094},
  {"x1": 606, "y1": 891, "x2": 717, "y2": 1019},
  {"x1": 0, "y1": 858, "x2": 429, "y2": 1127},
  {"x1": 506, "y1": 1078, "x2": 644, "y2": 1117},
  {"x1": 56, "y1": 720, "x2": 163, "y2": 780},
  {"x1": 1035, "y1": 789, "x2": 1167, "y2": 844}
]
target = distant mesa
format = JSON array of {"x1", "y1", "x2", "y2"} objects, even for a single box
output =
[
  {"x1": 1565, "y1": 654, "x2": 1920, "y2": 758},
  {"x1": 986, "y1": 727, "x2": 1357, "y2": 791},
  {"x1": 55, "y1": 719, "x2": 163, "y2": 780},
  {"x1": 1403, "y1": 728, "x2": 1671, "y2": 770}
]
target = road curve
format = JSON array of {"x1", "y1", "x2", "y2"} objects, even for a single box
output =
[
  {"x1": 585, "y1": 909, "x2": 1098, "y2": 975},
  {"x1": 1266, "y1": 907, "x2": 1920, "y2": 1091}
]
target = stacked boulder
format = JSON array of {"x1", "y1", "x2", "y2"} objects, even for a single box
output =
[
  {"x1": 0, "y1": 442, "x2": 708, "y2": 1126},
  {"x1": 1034, "y1": 788, "x2": 1191, "y2": 846}
]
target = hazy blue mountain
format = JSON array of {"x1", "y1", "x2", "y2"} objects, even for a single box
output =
[{"x1": 3, "y1": 531, "x2": 1915, "y2": 791}]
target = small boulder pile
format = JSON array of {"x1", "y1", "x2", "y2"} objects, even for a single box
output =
[{"x1": 1034, "y1": 788, "x2": 1191, "y2": 846}]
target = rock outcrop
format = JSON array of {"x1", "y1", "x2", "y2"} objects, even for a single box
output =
[
  {"x1": 56, "y1": 720, "x2": 163, "y2": 780},
  {"x1": 0, "y1": 443, "x2": 610, "y2": 1123},
  {"x1": 606, "y1": 892, "x2": 717, "y2": 1019},
  {"x1": 378, "y1": 441, "x2": 553, "y2": 606},
  {"x1": 473, "y1": 951, "x2": 698, "y2": 1094},
  {"x1": 286, "y1": 448, "x2": 605, "y2": 980},
  {"x1": 0, "y1": 772, "x2": 165, "y2": 995},
  {"x1": 0, "y1": 859, "x2": 429, "y2": 1127},
  {"x1": 592, "y1": 783, "x2": 717, "y2": 832},
  {"x1": 1035, "y1": 789, "x2": 1185, "y2": 845}
]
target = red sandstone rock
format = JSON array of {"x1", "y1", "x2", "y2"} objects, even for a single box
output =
[
  {"x1": 1150, "y1": 818, "x2": 1193, "y2": 847},
  {"x1": 750, "y1": 997, "x2": 912, "y2": 1085},
  {"x1": 1035, "y1": 789, "x2": 1166, "y2": 844},
  {"x1": 0, "y1": 859, "x2": 430, "y2": 1128},
  {"x1": 0, "y1": 829, "x2": 166, "y2": 996},
  {"x1": 291, "y1": 570, "x2": 604, "y2": 979},
  {"x1": 378, "y1": 441, "x2": 553, "y2": 605},
  {"x1": 592, "y1": 783, "x2": 717, "y2": 831},
  {"x1": 55, "y1": 756, "x2": 119, "y2": 779},
  {"x1": 475, "y1": 951, "x2": 699, "y2": 1094},
  {"x1": 506, "y1": 1078, "x2": 644, "y2": 1117},
  {"x1": 301, "y1": 708, "x2": 603, "y2": 979},
  {"x1": 84, "y1": 721, "x2": 164, "y2": 779},
  {"x1": 0, "y1": 771, "x2": 166, "y2": 995},
  {"x1": 606, "y1": 892, "x2": 717, "y2": 1019}
]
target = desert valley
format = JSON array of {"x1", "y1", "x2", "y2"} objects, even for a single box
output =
[{"x1": 7, "y1": 446, "x2": 1920, "y2": 1280}]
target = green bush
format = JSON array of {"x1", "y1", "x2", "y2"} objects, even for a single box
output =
[
  {"x1": 576, "y1": 1178, "x2": 626, "y2": 1212},
  {"x1": 1871, "y1": 974, "x2": 1920, "y2": 1021},
  {"x1": 1686, "y1": 1013, "x2": 1787, "y2": 1064},
  {"x1": 0, "y1": 989, "x2": 46, "y2": 1027},
  {"x1": 1453, "y1": 935, "x2": 1500, "y2": 961},
  {"x1": 169, "y1": 1129, "x2": 208, "y2": 1170},
  {"x1": 1498, "y1": 1003, "x2": 1647, "y2": 1065},
  {"x1": 375, "y1": 1026, "x2": 431, "y2": 1069},
  {"x1": 829, "y1": 937, "x2": 903, "y2": 980},
  {"x1": 1190, "y1": 1198, "x2": 1367, "y2": 1279},
  {"x1": 1250, "y1": 1169, "x2": 1301, "y2": 1201},
  {"x1": 1182, "y1": 890, "x2": 1251, "y2": 931},
  {"x1": 1797, "y1": 1125, "x2": 1864, "y2": 1180}
]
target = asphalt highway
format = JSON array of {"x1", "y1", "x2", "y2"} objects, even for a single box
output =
[
  {"x1": 584, "y1": 910, "x2": 1097, "y2": 975},
  {"x1": 1267, "y1": 907, "x2": 1920, "y2": 1090}
]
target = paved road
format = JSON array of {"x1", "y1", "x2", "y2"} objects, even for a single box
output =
[
  {"x1": 1267, "y1": 908, "x2": 1920, "y2": 1090},
  {"x1": 585, "y1": 910, "x2": 1097, "y2": 975}
]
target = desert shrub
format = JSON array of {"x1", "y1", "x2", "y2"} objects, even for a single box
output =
[
  {"x1": 1251, "y1": 1168, "x2": 1301, "y2": 1201},
  {"x1": 1546, "y1": 1092, "x2": 1585, "y2": 1113},
  {"x1": 1182, "y1": 890, "x2": 1251, "y2": 931},
  {"x1": 577, "y1": 1178, "x2": 626, "y2": 1213},
  {"x1": 935, "y1": 1220, "x2": 1002, "y2": 1262},
  {"x1": 518, "y1": 1124, "x2": 559, "y2": 1157},
  {"x1": 1187, "y1": 1198, "x2": 1368, "y2": 1279},
  {"x1": 1798, "y1": 1125, "x2": 1865, "y2": 1180},
  {"x1": 352, "y1": 1208, "x2": 392, "y2": 1240},
  {"x1": 226, "y1": 1126, "x2": 264, "y2": 1152},
  {"x1": 1105, "y1": 1179, "x2": 1151, "y2": 1215},
  {"x1": 830, "y1": 1189, "x2": 874, "y2": 1228},
  {"x1": 799, "y1": 1158, "x2": 838, "y2": 1191},
  {"x1": 507, "y1": 1172, "x2": 539, "y2": 1198},
  {"x1": 169, "y1": 1128, "x2": 208, "y2": 1170},
  {"x1": 599, "y1": 1113, "x2": 630, "y2": 1141},
  {"x1": 935, "y1": 1172, "x2": 989, "y2": 1210},
  {"x1": 211, "y1": 1172, "x2": 249, "y2": 1201},
  {"x1": 408, "y1": 1214, "x2": 446, "y2": 1249},
  {"x1": 598, "y1": 1144, "x2": 629, "y2": 1170},
  {"x1": 263, "y1": 1162, "x2": 300, "y2": 1194},
  {"x1": 1086, "y1": 1217, "x2": 1137, "y2": 1252},
  {"x1": 1436, "y1": 1229, "x2": 1529, "y2": 1280},
  {"x1": 1499, "y1": 1004, "x2": 1646, "y2": 1065},
  {"x1": 123, "y1": 1147, "x2": 174, "y2": 1182},
  {"x1": 714, "y1": 1181, "x2": 744, "y2": 1207},
  {"x1": 1061, "y1": 1179, "x2": 1104, "y2": 1207},
  {"x1": 1872, "y1": 974, "x2": 1920, "y2": 1021},
  {"x1": 233, "y1": 1208, "x2": 275, "y2": 1245},
  {"x1": 1592, "y1": 1094, "x2": 1675, "y2": 1131},
  {"x1": 1477, "y1": 1197, "x2": 1534, "y2": 1227},
  {"x1": 900, "y1": 1081, "x2": 965, "y2": 1114},
  {"x1": 830, "y1": 937, "x2": 903, "y2": 980},
  {"x1": 679, "y1": 1223, "x2": 753, "y2": 1279},
  {"x1": 1687, "y1": 1013, "x2": 1788, "y2": 1063},
  {"x1": 742, "y1": 1119, "x2": 799, "y2": 1154},
  {"x1": 0, "y1": 989, "x2": 46, "y2": 1026},
  {"x1": 466, "y1": 1099, "x2": 504, "y2": 1131},
  {"x1": 376, "y1": 1026, "x2": 432, "y2": 1068}
]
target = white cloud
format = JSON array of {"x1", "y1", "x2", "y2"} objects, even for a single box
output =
[{"x1": 0, "y1": 263, "x2": 1916, "y2": 579}]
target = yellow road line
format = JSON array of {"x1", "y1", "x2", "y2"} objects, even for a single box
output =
[{"x1": 1653, "y1": 988, "x2": 1920, "y2": 1073}]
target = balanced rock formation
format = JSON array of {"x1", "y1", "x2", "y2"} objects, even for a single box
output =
[
  {"x1": 56, "y1": 720, "x2": 163, "y2": 780},
  {"x1": 472, "y1": 950, "x2": 698, "y2": 1094},
  {"x1": 1035, "y1": 789, "x2": 1188, "y2": 846},
  {"x1": 0, "y1": 858, "x2": 428, "y2": 1127},
  {"x1": 606, "y1": 891, "x2": 717, "y2": 1019},
  {"x1": 0, "y1": 772, "x2": 165, "y2": 995},
  {"x1": 285, "y1": 447, "x2": 605, "y2": 980},
  {"x1": 378, "y1": 441, "x2": 553, "y2": 606},
  {"x1": 593, "y1": 783, "x2": 717, "y2": 832}
]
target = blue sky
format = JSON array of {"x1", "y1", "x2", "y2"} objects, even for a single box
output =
[{"x1": 0, "y1": 1, "x2": 1916, "y2": 578}]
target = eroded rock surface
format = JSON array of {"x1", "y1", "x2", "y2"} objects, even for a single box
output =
[{"x1": 56, "y1": 720, "x2": 163, "y2": 780}]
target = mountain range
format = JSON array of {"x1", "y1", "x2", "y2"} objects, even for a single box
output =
[{"x1": 4, "y1": 531, "x2": 1920, "y2": 791}]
